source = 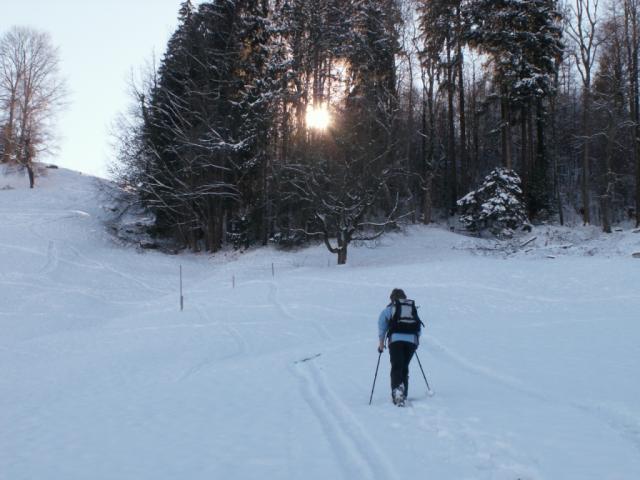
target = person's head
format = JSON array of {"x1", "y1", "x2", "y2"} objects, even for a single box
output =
[{"x1": 389, "y1": 288, "x2": 406, "y2": 302}]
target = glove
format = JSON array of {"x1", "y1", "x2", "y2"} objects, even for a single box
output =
[{"x1": 377, "y1": 341, "x2": 385, "y2": 353}]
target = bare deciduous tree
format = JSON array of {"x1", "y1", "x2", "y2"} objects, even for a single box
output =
[
  {"x1": 281, "y1": 155, "x2": 401, "y2": 265},
  {"x1": 622, "y1": 0, "x2": 640, "y2": 226},
  {"x1": 0, "y1": 26, "x2": 67, "y2": 187},
  {"x1": 567, "y1": 0, "x2": 601, "y2": 224}
]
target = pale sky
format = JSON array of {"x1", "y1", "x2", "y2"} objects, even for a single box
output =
[{"x1": 1, "y1": 0, "x2": 186, "y2": 178}]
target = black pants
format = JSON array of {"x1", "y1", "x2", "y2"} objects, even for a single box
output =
[{"x1": 389, "y1": 341, "x2": 417, "y2": 395}]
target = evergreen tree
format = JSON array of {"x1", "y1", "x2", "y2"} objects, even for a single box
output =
[
  {"x1": 141, "y1": 0, "x2": 202, "y2": 248},
  {"x1": 457, "y1": 167, "x2": 530, "y2": 237},
  {"x1": 127, "y1": 0, "x2": 278, "y2": 251},
  {"x1": 347, "y1": 0, "x2": 401, "y2": 182},
  {"x1": 468, "y1": 0, "x2": 564, "y2": 218}
]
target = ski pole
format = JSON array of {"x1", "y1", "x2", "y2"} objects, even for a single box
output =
[
  {"x1": 368, "y1": 350, "x2": 383, "y2": 405},
  {"x1": 414, "y1": 352, "x2": 433, "y2": 395}
]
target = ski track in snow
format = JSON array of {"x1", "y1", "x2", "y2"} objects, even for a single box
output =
[
  {"x1": 74, "y1": 251, "x2": 172, "y2": 297},
  {"x1": 292, "y1": 360, "x2": 400, "y2": 480},
  {"x1": 408, "y1": 401, "x2": 541, "y2": 479},
  {"x1": 269, "y1": 275, "x2": 399, "y2": 479},
  {"x1": 177, "y1": 304, "x2": 248, "y2": 382},
  {"x1": 266, "y1": 281, "x2": 333, "y2": 341},
  {"x1": 0, "y1": 278, "x2": 150, "y2": 306},
  {"x1": 426, "y1": 335, "x2": 548, "y2": 402},
  {"x1": 7, "y1": 207, "x2": 173, "y2": 298},
  {"x1": 39, "y1": 240, "x2": 59, "y2": 275},
  {"x1": 0, "y1": 242, "x2": 48, "y2": 259},
  {"x1": 571, "y1": 402, "x2": 640, "y2": 453},
  {"x1": 59, "y1": 243, "x2": 173, "y2": 298},
  {"x1": 427, "y1": 334, "x2": 640, "y2": 454}
]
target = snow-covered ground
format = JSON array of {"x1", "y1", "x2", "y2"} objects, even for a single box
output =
[{"x1": 1, "y1": 168, "x2": 639, "y2": 480}]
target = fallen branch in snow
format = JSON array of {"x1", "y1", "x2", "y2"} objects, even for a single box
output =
[
  {"x1": 632, "y1": 252, "x2": 640, "y2": 258},
  {"x1": 520, "y1": 236, "x2": 537, "y2": 248},
  {"x1": 294, "y1": 353, "x2": 321, "y2": 364},
  {"x1": 633, "y1": 228, "x2": 640, "y2": 234}
]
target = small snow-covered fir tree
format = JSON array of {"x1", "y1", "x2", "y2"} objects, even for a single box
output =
[{"x1": 457, "y1": 168, "x2": 530, "y2": 238}]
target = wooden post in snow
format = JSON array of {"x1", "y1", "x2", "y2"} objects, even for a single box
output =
[{"x1": 180, "y1": 265, "x2": 184, "y2": 311}]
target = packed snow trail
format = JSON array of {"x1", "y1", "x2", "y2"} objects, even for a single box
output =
[{"x1": 1, "y1": 169, "x2": 640, "y2": 479}]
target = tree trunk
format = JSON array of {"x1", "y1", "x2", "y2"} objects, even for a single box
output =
[
  {"x1": 27, "y1": 164, "x2": 35, "y2": 188},
  {"x1": 405, "y1": 49, "x2": 417, "y2": 223},
  {"x1": 24, "y1": 135, "x2": 35, "y2": 188},
  {"x1": 501, "y1": 95, "x2": 512, "y2": 169},
  {"x1": 603, "y1": 121, "x2": 615, "y2": 233},
  {"x1": 337, "y1": 247, "x2": 347, "y2": 265},
  {"x1": 557, "y1": 191, "x2": 564, "y2": 226},
  {"x1": 422, "y1": 66, "x2": 435, "y2": 225},
  {"x1": 423, "y1": 170, "x2": 433, "y2": 225},
  {"x1": 582, "y1": 87, "x2": 591, "y2": 225},
  {"x1": 261, "y1": 146, "x2": 270, "y2": 246},
  {"x1": 634, "y1": 62, "x2": 640, "y2": 227},
  {"x1": 623, "y1": 0, "x2": 640, "y2": 226},
  {"x1": 528, "y1": 106, "x2": 535, "y2": 179},
  {"x1": 456, "y1": 7, "x2": 468, "y2": 194},
  {"x1": 601, "y1": 194, "x2": 612, "y2": 233},
  {"x1": 536, "y1": 98, "x2": 549, "y2": 180},
  {"x1": 1, "y1": 93, "x2": 18, "y2": 164},
  {"x1": 631, "y1": 1, "x2": 640, "y2": 226},
  {"x1": 322, "y1": 229, "x2": 349, "y2": 265},
  {"x1": 550, "y1": 85, "x2": 562, "y2": 225},
  {"x1": 471, "y1": 68, "x2": 479, "y2": 184},
  {"x1": 521, "y1": 105, "x2": 528, "y2": 183},
  {"x1": 636, "y1": 134, "x2": 640, "y2": 227},
  {"x1": 536, "y1": 98, "x2": 547, "y2": 209},
  {"x1": 446, "y1": 34, "x2": 457, "y2": 214}
]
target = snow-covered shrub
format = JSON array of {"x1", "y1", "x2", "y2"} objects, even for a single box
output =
[
  {"x1": 457, "y1": 167, "x2": 530, "y2": 238},
  {"x1": 226, "y1": 216, "x2": 250, "y2": 250},
  {"x1": 270, "y1": 230, "x2": 307, "y2": 249}
]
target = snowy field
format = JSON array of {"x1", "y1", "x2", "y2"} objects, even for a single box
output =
[{"x1": 1, "y1": 168, "x2": 640, "y2": 480}]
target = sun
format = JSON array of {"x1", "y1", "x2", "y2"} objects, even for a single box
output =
[{"x1": 306, "y1": 104, "x2": 331, "y2": 130}]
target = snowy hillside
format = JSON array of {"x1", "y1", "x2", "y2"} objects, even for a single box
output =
[{"x1": 1, "y1": 168, "x2": 640, "y2": 480}]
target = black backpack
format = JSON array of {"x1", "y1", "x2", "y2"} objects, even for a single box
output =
[{"x1": 389, "y1": 299, "x2": 424, "y2": 335}]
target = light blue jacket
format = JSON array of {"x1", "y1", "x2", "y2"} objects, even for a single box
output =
[{"x1": 378, "y1": 303, "x2": 421, "y2": 345}]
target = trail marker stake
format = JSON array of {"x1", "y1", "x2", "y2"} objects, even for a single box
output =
[{"x1": 180, "y1": 265, "x2": 184, "y2": 311}]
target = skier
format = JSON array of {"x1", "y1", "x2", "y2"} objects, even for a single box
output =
[{"x1": 377, "y1": 288, "x2": 423, "y2": 406}]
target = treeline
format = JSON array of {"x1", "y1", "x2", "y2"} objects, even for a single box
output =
[{"x1": 113, "y1": 0, "x2": 640, "y2": 261}]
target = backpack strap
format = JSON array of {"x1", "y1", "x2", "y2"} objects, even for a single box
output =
[
  {"x1": 412, "y1": 303, "x2": 425, "y2": 327},
  {"x1": 388, "y1": 299, "x2": 400, "y2": 335}
]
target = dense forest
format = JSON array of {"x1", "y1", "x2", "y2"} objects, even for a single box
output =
[{"x1": 108, "y1": 0, "x2": 640, "y2": 262}]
